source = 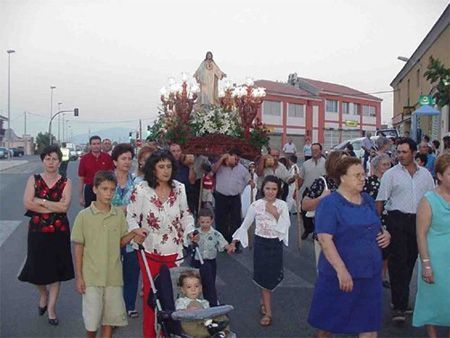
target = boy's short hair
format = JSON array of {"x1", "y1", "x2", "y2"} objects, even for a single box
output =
[
  {"x1": 198, "y1": 208, "x2": 214, "y2": 219},
  {"x1": 178, "y1": 270, "x2": 201, "y2": 287},
  {"x1": 94, "y1": 171, "x2": 117, "y2": 187}
]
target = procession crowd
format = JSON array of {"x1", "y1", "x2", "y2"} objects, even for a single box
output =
[{"x1": 16, "y1": 133, "x2": 450, "y2": 338}]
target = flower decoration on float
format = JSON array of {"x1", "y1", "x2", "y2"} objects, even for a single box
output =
[
  {"x1": 149, "y1": 74, "x2": 269, "y2": 153},
  {"x1": 230, "y1": 78, "x2": 266, "y2": 140}
]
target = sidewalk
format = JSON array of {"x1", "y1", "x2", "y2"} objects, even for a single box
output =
[{"x1": 0, "y1": 160, "x2": 29, "y2": 172}]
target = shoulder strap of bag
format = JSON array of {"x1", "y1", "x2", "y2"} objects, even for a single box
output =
[{"x1": 320, "y1": 176, "x2": 328, "y2": 191}]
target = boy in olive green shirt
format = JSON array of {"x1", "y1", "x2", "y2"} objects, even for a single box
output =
[{"x1": 71, "y1": 171, "x2": 146, "y2": 338}]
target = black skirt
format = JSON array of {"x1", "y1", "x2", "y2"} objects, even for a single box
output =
[
  {"x1": 253, "y1": 235, "x2": 283, "y2": 291},
  {"x1": 18, "y1": 229, "x2": 74, "y2": 285}
]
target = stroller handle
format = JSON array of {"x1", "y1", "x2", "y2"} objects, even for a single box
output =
[{"x1": 171, "y1": 305, "x2": 234, "y2": 321}]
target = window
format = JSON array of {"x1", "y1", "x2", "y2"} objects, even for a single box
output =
[
  {"x1": 362, "y1": 105, "x2": 376, "y2": 117},
  {"x1": 352, "y1": 103, "x2": 360, "y2": 115},
  {"x1": 288, "y1": 103, "x2": 305, "y2": 118},
  {"x1": 263, "y1": 101, "x2": 281, "y2": 116},
  {"x1": 342, "y1": 102, "x2": 350, "y2": 114},
  {"x1": 326, "y1": 100, "x2": 338, "y2": 113}
]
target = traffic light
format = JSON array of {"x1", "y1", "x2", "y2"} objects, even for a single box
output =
[{"x1": 74, "y1": 108, "x2": 79, "y2": 116}]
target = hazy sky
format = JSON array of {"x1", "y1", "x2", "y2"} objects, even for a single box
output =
[{"x1": 1, "y1": 0, "x2": 449, "y2": 139}]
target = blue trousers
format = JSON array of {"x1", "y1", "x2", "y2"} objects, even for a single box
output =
[{"x1": 122, "y1": 248, "x2": 140, "y2": 312}]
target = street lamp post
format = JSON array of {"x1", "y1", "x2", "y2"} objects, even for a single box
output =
[
  {"x1": 57, "y1": 102, "x2": 62, "y2": 143},
  {"x1": 50, "y1": 85, "x2": 56, "y2": 132},
  {"x1": 49, "y1": 108, "x2": 79, "y2": 145},
  {"x1": 6, "y1": 49, "x2": 15, "y2": 150}
]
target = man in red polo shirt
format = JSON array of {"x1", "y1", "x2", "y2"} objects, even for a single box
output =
[{"x1": 78, "y1": 135, "x2": 114, "y2": 207}]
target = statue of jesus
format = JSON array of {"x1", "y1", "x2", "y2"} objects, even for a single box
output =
[{"x1": 194, "y1": 51, "x2": 226, "y2": 106}]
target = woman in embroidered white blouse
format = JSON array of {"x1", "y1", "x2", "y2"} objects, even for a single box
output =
[
  {"x1": 126, "y1": 149, "x2": 194, "y2": 337},
  {"x1": 230, "y1": 175, "x2": 291, "y2": 327}
]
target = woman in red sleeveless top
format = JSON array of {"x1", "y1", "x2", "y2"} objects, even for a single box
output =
[{"x1": 18, "y1": 145, "x2": 74, "y2": 326}]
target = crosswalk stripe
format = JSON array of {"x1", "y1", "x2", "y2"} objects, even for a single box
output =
[{"x1": 0, "y1": 220, "x2": 22, "y2": 247}]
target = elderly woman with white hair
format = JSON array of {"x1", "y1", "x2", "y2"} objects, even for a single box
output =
[{"x1": 364, "y1": 153, "x2": 392, "y2": 288}]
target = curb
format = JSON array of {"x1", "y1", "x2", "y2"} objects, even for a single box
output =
[{"x1": 0, "y1": 160, "x2": 29, "y2": 172}]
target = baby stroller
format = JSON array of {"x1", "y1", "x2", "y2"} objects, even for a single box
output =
[{"x1": 139, "y1": 245, "x2": 235, "y2": 338}]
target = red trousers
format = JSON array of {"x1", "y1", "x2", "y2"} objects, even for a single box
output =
[{"x1": 136, "y1": 250, "x2": 177, "y2": 338}]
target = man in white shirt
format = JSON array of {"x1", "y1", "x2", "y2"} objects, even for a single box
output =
[
  {"x1": 376, "y1": 138, "x2": 434, "y2": 323},
  {"x1": 282, "y1": 138, "x2": 297, "y2": 156},
  {"x1": 298, "y1": 143, "x2": 326, "y2": 239},
  {"x1": 361, "y1": 132, "x2": 374, "y2": 172},
  {"x1": 212, "y1": 148, "x2": 254, "y2": 245}
]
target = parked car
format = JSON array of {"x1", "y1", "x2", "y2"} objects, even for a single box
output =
[
  {"x1": 376, "y1": 128, "x2": 399, "y2": 138},
  {"x1": 10, "y1": 147, "x2": 25, "y2": 157},
  {"x1": 0, "y1": 147, "x2": 10, "y2": 159},
  {"x1": 66, "y1": 143, "x2": 78, "y2": 160},
  {"x1": 332, "y1": 136, "x2": 386, "y2": 159}
]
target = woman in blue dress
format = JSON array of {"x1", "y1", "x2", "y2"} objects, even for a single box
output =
[
  {"x1": 308, "y1": 157, "x2": 391, "y2": 337},
  {"x1": 413, "y1": 153, "x2": 450, "y2": 338}
]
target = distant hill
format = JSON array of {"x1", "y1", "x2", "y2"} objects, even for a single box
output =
[{"x1": 71, "y1": 127, "x2": 132, "y2": 144}]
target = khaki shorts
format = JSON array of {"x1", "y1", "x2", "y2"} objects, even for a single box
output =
[{"x1": 82, "y1": 286, "x2": 128, "y2": 332}]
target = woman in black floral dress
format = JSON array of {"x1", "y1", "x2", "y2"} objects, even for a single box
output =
[
  {"x1": 18, "y1": 145, "x2": 74, "y2": 326},
  {"x1": 363, "y1": 153, "x2": 392, "y2": 288}
]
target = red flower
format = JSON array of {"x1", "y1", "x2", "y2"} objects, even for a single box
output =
[
  {"x1": 130, "y1": 189, "x2": 137, "y2": 203},
  {"x1": 38, "y1": 190, "x2": 47, "y2": 198},
  {"x1": 35, "y1": 180, "x2": 41, "y2": 188},
  {"x1": 150, "y1": 196, "x2": 163, "y2": 210},
  {"x1": 51, "y1": 191, "x2": 59, "y2": 200},
  {"x1": 42, "y1": 213, "x2": 50, "y2": 220},
  {"x1": 60, "y1": 226, "x2": 66, "y2": 231},
  {"x1": 32, "y1": 216, "x2": 40, "y2": 223},
  {"x1": 167, "y1": 191, "x2": 177, "y2": 207},
  {"x1": 161, "y1": 233, "x2": 169, "y2": 244},
  {"x1": 147, "y1": 212, "x2": 160, "y2": 230},
  {"x1": 48, "y1": 225, "x2": 55, "y2": 233},
  {"x1": 54, "y1": 219, "x2": 62, "y2": 227},
  {"x1": 41, "y1": 226, "x2": 50, "y2": 233}
]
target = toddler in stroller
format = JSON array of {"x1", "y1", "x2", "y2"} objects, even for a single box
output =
[
  {"x1": 149, "y1": 263, "x2": 235, "y2": 338},
  {"x1": 175, "y1": 270, "x2": 230, "y2": 337}
]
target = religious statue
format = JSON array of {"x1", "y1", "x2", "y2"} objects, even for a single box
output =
[{"x1": 194, "y1": 51, "x2": 226, "y2": 106}]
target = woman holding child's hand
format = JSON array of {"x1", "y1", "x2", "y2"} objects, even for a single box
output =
[
  {"x1": 230, "y1": 175, "x2": 291, "y2": 327},
  {"x1": 126, "y1": 150, "x2": 195, "y2": 338}
]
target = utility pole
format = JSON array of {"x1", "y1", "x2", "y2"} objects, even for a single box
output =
[
  {"x1": 24, "y1": 111, "x2": 27, "y2": 135},
  {"x1": 139, "y1": 119, "x2": 142, "y2": 141},
  {"x1": 57, "y1": 102, "x2": 62, "y2": 143},
  {"x1": 62, "y1": 114, "x2": 65, "y2": 142}
]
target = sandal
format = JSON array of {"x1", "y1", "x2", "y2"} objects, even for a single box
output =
[
  {"x1": 260, "y1": 304, "x2": 266, "y2": 315},
  {"x1": 127, "y1": 310, "x2": 139, "y2": 318},
  {"x1": 260, "y1": 314, "x2": 272, "y2": 326}
]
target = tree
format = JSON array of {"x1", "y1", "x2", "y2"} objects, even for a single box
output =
[
  {"x1": 424, "y1": 56, "x2": 450, "y2": 108},
  {"x1": 35, "y1": 132, "x2": 56, "y2": 152}
]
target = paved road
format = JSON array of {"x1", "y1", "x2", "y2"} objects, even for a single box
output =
[{"x1": 0, "y1": 157, "x2": 434, "y2": 337}]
